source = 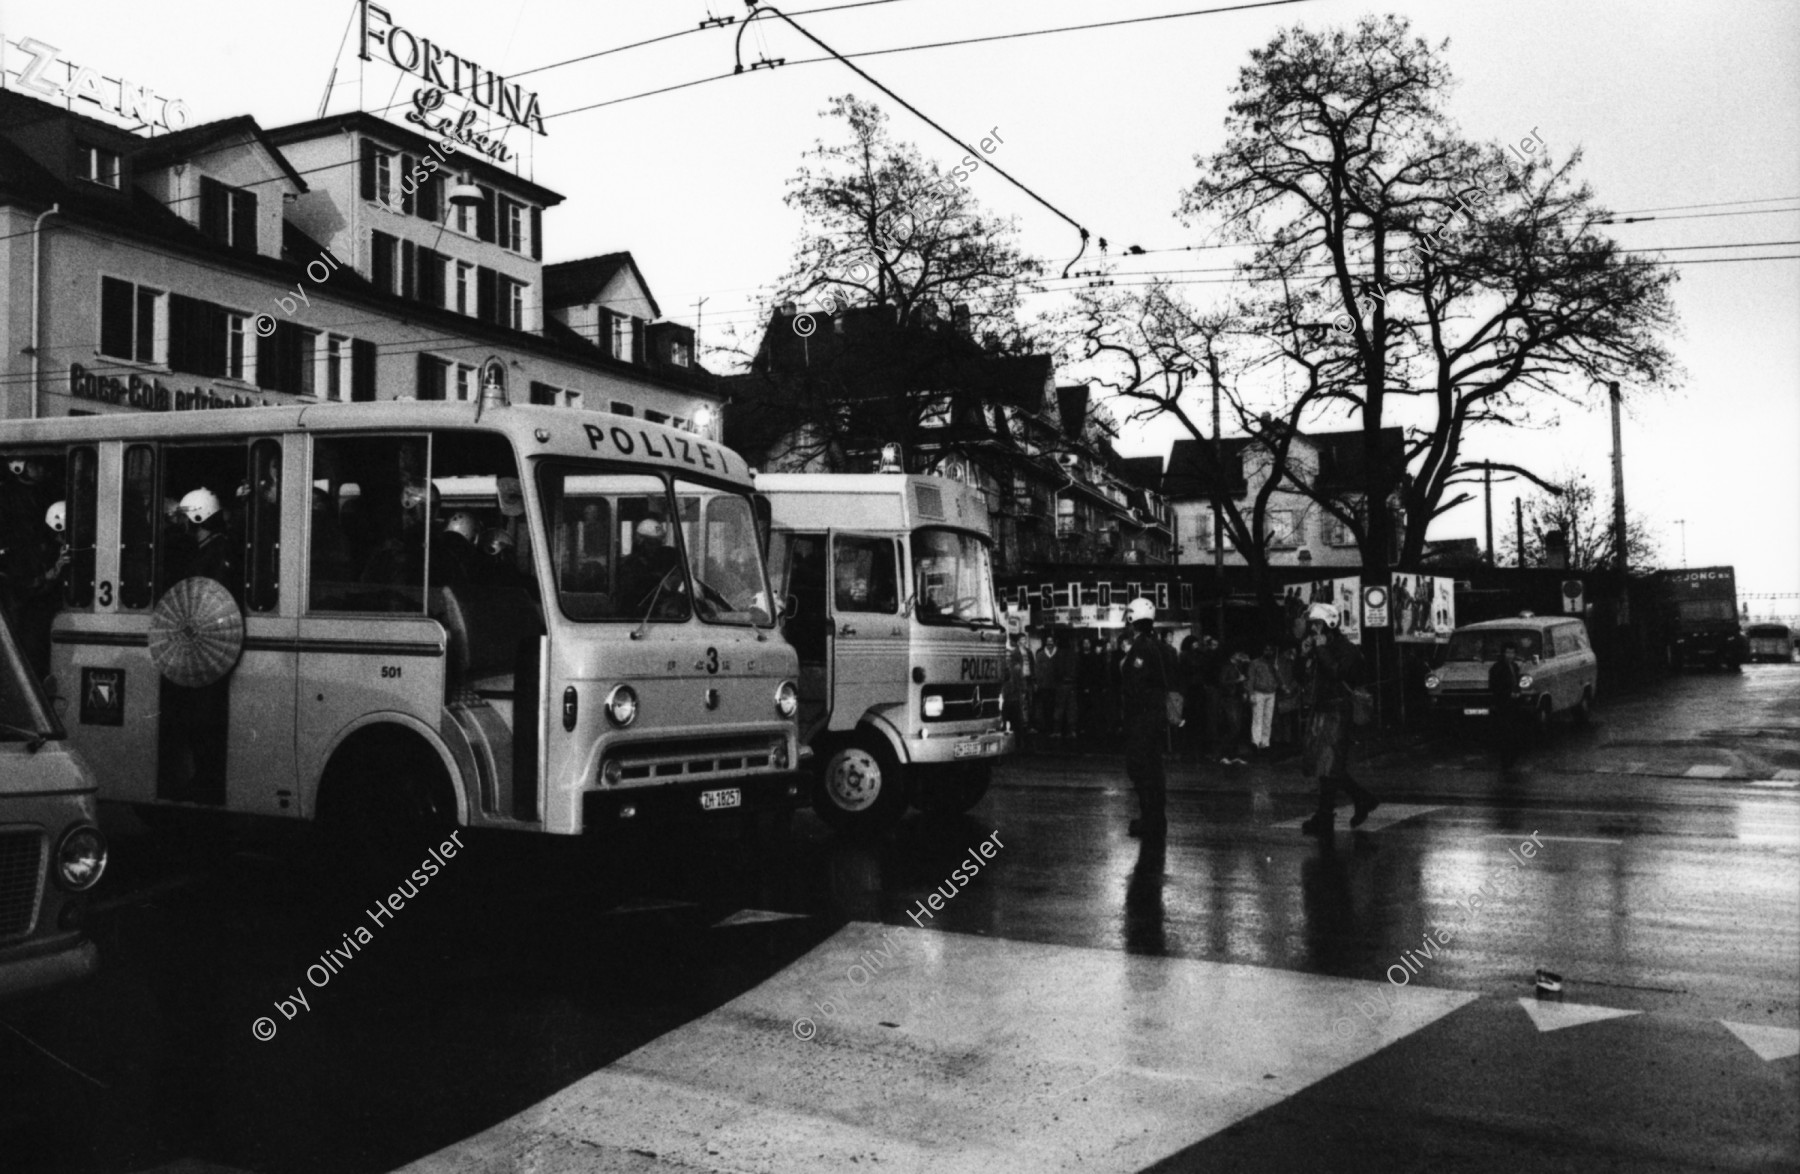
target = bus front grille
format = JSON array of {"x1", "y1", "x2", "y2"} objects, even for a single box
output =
[
  {"x1": 0, "y1": 830, "x2": 46, "y2": 941},
  {"x1": 602, "y1": 736, "x2": 784, "y2": 786}
]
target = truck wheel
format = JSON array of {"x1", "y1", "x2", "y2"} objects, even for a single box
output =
[{"x1": 814, "y1": 736, "x2": 905, "y2": 836}]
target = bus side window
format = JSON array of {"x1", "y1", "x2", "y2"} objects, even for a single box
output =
[
  {"x1": 310, "y1": 434, "x2": 427, "y2": 613},
  {"x1": 245, "y1": 439, "x2": 280, "y2": 612},
  {"x1": 120, "y1": 444, "x2": 157, "y2": 609},
  {"x1": 63, "y1": 446, "x2": 98, "y2": 609}
]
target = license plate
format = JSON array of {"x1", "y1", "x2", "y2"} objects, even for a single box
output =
[
  {"x1": 700, "y1": 788, "x2": 741, "y2": 810},
  {"x1": 1464, "y1": 707, "x2": 1490, "y2": 716},
  {"x1": 954, "y1": 739, "x2": 993, "y2": 759}
]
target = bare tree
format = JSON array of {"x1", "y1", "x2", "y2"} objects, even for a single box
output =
[
  {"x1": 1503, "y1": 470, "x2": 1662, "y2": 571},
  {"x1": 1181, "y1": 15, "x2": 1682, "y2": 573}
]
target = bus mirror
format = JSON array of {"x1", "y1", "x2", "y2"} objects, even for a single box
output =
[
  {"x1": 496, "y1": 477, "x2": 525, "y2": 517},
  {"x1": 781, "y1": 593, "x2": 799, "y2": 620}
]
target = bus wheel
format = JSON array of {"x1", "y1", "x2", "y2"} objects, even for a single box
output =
[
  {"x1": 814, "y1": 736, "x2": 904, "y2": 836},
  {"x1": 320, "y1": 742, "x2": 454, "y2": 876}
]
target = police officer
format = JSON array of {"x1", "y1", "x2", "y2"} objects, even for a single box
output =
[
  {"x1": 1120, "y1": 597, "x2": 1180, "y2": 839},
  {"x1": 1297, "y1": 602, "x2": 1379, "y2": 836},
  {"x1": 176, "y1": 488, "x2": 238, "y2": 599},
  {"x1": 1488, "y1": 640, "x2": 1524, "y2": 769},
  {"x1": 618, "y1": 517, "x2": 680, "y2": 614}
]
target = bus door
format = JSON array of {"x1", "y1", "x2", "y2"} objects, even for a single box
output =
[
  {"x1": 295, "y1": 434, "x2": 450, "y2": 816},
  {"x1": 828, "y1": 533, "x2": 906, "y2": 731},
  {"x1": 772, "y1": 531, "x2": 831, "y2": 739}
]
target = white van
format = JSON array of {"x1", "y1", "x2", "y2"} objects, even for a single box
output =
[
  {"x1": 1, "y1": 604, "x2": 107, "y2": 1001},
  {"x1": 758, "y1": 473, "x2": 1015, "y2": 833},
  {"x1": 1425, "y1": 614, "x2": 1600, "y2": 729}
]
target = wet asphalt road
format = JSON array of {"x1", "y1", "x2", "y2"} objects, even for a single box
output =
[{"x1": 2, "y1": 664, "x2": 1795, "y2": 1173}]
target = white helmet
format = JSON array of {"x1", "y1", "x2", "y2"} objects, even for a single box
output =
[
  {"x1": 1126, "y1": 597, "x2": 1156, "y2": 623},
  {"x1": 1306, "y1": 601, "x2": 1340, "y2": 626},
  {"x1": 44, "y1": 500, "x2": 66, "y2": 533},
  {"x1": 445, "y1": 512, "x2": 479, "y2": 542},
  {"x1": 179, "y1": 487, "x2": 222, "y2": 525},
  {"x1": 635, "y1": 517, "x2": 667, "y2": 541}
]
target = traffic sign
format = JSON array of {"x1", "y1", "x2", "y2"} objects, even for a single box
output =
[{"x1": 1363, "y1": 585, "x2": 1390, "y2": 628}]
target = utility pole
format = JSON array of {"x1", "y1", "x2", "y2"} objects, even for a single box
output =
[
  {"x1": 693, "y1": 296, "x2": 709, "y2": 358},
  {"x1": 1208, "y1": 351, "x2": 1225, "y2": 642},
  {"x1": 1608, "y1": 380, "x2": 1628, "y2": 573},
  {"x1": 1484, "y1": 464, "x2": 1494, "y2": 563}
]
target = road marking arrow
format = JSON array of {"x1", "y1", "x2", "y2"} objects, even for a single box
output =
[
  {"x1": 1719, "y1": 1021, "x2": 1800, "y2": 1062},
  {"x1": 1517, "y1": 998, "x2": 1642, "y2": 1033}
]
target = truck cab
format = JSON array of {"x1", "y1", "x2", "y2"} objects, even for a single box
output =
[
  {"x1": 757, "y1": 474, "x2": 1015, "y2": 834},
  {"x1": 1657, "y1": 566, "x2": 1749, "y2": 671}
]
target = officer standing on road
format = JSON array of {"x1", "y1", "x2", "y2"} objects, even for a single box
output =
[
  {"x1": 1120, "y1": 597, "x2": 1180, "y2": 839},
  {"x1": 1297, "y1": 602, "x2": 1379, "y2": 836},
  {"x1": 1488, "y1": 640, "x2": 1524, "y2": 769}
]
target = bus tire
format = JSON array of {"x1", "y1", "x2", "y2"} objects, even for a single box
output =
[
  {"x1": 814, "y1": 735, "x2": 905, "y2": 836},
  {"x1": 317, "y1": 727, "x2": 457, "y2": 875}
]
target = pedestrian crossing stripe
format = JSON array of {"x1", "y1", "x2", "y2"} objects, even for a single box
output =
[
  {"x1": 1719, "y1": 1020, "x2": 1800, "y2": 1062},
  {"x1": 712, "y1": 908, "x2": 812, "y2": 928},
  {"x1": 1748, "y1": 779, "x2": 1800, "y2": 789},
  {"x1": 396, "y1": 923, "x2": 1477, "y2": 1173},
  {"x1": 1517, "y1": 998, "x2": 1643, "y2": 1033},
  {"x1": 1270, "y1": 803, "x2": 1444, "y2": 832}
]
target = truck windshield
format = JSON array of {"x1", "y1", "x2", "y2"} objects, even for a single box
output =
[
  {"x1": 910, "y1": 527, "x2": 999, "y2": 627},
  {"x1": 536, "y1": 463, "x2": 773, "y2": 627},
  {"x1": 1446, "y1": 629, "x2": 1540, "y2": 662}
]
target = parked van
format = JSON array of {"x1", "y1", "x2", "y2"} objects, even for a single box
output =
[
  {"x1": 1, "y1": 605, "x2": 107, "y2": 1001},
  {"x1": 758, "y1": 473, "x2": 1015, "y2": 834},
  {"x1": 1424, "y1": 614, "x2": 1599, "y2": 729}
]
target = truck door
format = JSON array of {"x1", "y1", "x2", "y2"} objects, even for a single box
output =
[
  {"x1": 829, "y1": 533, "x2": 906, "y2": 734},
  {"x1": 773, "y1": 531, "x2": 831, "y2": 740}
]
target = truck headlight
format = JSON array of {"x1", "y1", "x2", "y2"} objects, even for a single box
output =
[
  {"x1": 1424, "y1": 675, "x2": 1440, "y2": 690},
  {"x1": 923, "y1": 693, "x2": 945, "y2": 718},
  {"x1": 775, "y1": 680, "x2": 798, "y2": 718},
  {"x1": 771, "y1": 738, "x2": 790, "y2": 770},
  {"x1": 605, "y1": 684, "x2": 639, "y2": 727},
  {"x1": 56, "y1": 825, "x2": 107, "y2": 891},
  {"x1": 1518, "y1": 674, "x2": 1533, "y2": 689}
]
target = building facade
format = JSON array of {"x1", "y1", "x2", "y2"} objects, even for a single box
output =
[{"x1": 0, "y1": 90, "x2": 719, "y2": 430}]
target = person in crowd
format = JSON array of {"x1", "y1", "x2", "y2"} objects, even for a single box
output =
[
  {"x1": 1178, "y1": 636, "x2": 1203, "y2": 762},
  {"x1": 474, "y1": 527, "x2": 518, "y2": 586},
  {"x1": 1052, "y1": 630, "x2": 1082, "y2": 740},
  {"x1": 1102, "y1": 630, "x2": 1129, "y2": 746},
  {"x1": 1032, "y1": 632, "x2": 1064, "y2": 744},
  {"x1": 1198, "y1": 634, "x2": 1225, "y2": 758},
  {"x1": 1488, "y1": 640, "x2": 1525, "y2": 770},
  {"x1": 1120, "y1": 598, "x2": 1181, "y2": 839},
  {"x1": 177, "y1": 488, "x2": 238, "y2": 599},
  {"x1": 1248, "y1": 642, "x2": 1282, "y2": 757},
  {"x1": 1217, "y1": 650, "x2": 1251, "y2": 765},
  {"x1": 433, "y1": 510, "x2": 481, "y2": 588},
  {"x1": 1297, "y1": 603, "x2": 1379, "y2": 836},
  {"x1": 0, "y1": 461, "x2": 65, "y2": 678},
  {"x1": 1274, "y1": 645, "x2": 1301, "y2": 746}
]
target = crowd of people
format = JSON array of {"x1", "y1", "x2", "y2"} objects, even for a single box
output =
[{"x1": 1003, "y1": 624, "x2": 1313, "y2": 762}]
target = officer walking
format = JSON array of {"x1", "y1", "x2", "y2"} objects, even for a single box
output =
[{"x1": 1120, "y1": 597, "x2": 1180, "y2": 839}]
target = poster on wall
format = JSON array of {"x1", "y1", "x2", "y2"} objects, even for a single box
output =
[
  {"x1": 1281, "y1": 576, "x2": 1362, "y2": 643},
  {"x1": 1392, "y1": 572, "x2": 1454, "y2": 642}
]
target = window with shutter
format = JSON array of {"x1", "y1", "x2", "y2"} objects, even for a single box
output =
[
  {"x1": 530, "y1": 206, "x2": 542, "y2": 260},
  {"x1": 351, "y1": 338, "x2": 377, "y2": 401},
  {"x1": 230, "y1": 188, "x2": 257, "y2": 253},
  {"x1": 371, "y1": 231, "x2": 395, "y2": 295},
  {"x1": 168, "y1": 295, "x2": 225, "y2": 378},
  {"x1": 401, "y1": 239, "x2": 416, "y2": 301},
  {"x1": 476, "y1": 185, "x2": 495, "y2": 242},
  {"x1": 400, "y1": 154, "x2": 416, "y2": 215},
  {"x1": 418, "y1": 172, "x2": 441, "y2": 221},
  {"x1": 476, "y1": 266, "x2": 498, "y2": 323},
  {"x1": 529, "y1": 381, "x2": 557, "y2": 406},
  {"x1": 360, "y1": 139, "x2": 377, "y2": 200},
  {"x1": 99, "y1": 277, "x2": 135, "y2": 359},
  {"x1": 199, "y1": 177, "x2": 229, "y2": 244},
  {"x1": 416, "y1": 353, "x2": 448, "y2": 401}
]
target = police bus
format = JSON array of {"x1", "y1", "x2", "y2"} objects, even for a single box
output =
[
  {"x1": 757, "y1": 471, "x2": 1014, "y2": 834},
  {"x1": 0, "y1": 403, "x2": 802, "y2": 851}
]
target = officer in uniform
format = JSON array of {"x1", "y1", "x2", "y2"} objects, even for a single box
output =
[{"x1": 1119, "y1": 596, "x2": 1180, "y2": 839}]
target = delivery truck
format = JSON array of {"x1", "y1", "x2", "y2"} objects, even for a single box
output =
[{"x1": 1655, "y1": 566, "x2": 1749, "y2": 671}]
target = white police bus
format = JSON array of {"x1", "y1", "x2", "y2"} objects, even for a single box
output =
[{"x1": 0, "y1": 403, "x2": 802, "y2": 851}]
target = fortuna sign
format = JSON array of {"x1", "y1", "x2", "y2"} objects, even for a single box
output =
[
  {"x1": 1, "y1": 35, "x2": 192, "y2": 132},
  {"x1": 359, "y1": 2, "x2": 547, "y2": 160}
]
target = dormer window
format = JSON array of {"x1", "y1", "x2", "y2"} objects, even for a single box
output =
[
  {"x1": 199, "y1": 177, "x2": 257, "y2": 253},
  {"x1": 81, "y1": 146, "x2": 121, "y2": 189}
]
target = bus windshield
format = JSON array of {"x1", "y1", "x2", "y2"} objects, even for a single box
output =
[
  {"x1": 537, "y1": 463, "x2": 771, "y2": 626},
  {"x1": 910, "y1": 527, "x2": 999, "y2": 627}
]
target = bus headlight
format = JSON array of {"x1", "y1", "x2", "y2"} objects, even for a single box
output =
[
  {"x1": 771, "y1": 738, "x2": 790, "y2": 770},
  {"x1": 605, "y1": 684, "x2": 639, "y2": 727},
  {"x1": 775, "y1": 680, "x2": 798, "y2": 718},
  {"x1": 601, "y1": 759, "x2": 624, "y2": 786},
  {"x1": 56, "y1": 825, "x2": 107, "y2": 891},
  {"x1": 1424, "y1": 675, "x2": 1440, "y2": 690},
  {"x1": 923, "y1": 693, "x2": 945, "y2": 718}
]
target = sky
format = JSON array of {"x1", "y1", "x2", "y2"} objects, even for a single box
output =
[{"x1": 5, "y1": 0, "x2": 1796, "y2": 604}]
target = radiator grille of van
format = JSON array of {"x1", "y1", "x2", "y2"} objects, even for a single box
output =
[
  {"x1": 922, "y1": 683, "x2": 1003, "y2": 722},
  {"x1": 601, "y1": 736, "x2": 781, "y2": 786},
  {"x1": 0, "y1": 830, "x2": 46, "y2": 942}
]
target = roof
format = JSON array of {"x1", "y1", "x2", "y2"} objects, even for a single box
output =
[
  {"x1": 1115, "y1": 455, "x2": 1165, "y2": 491},
  {"x1": 131, "y1": 113, "x2": 309, "y2": 191},
  {"x1": 1455, "y1": 615, "x2": 1589, "y2": 632},
  {"x1": 1164, "y1": 437, "x2": 1251, "y2": 499},
  {"x1": 263, "y1": 110, "x2": 563, "y2": 206},
  {"x1": 544, "y1": 253, "x2": 660, "y2": 318}
]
